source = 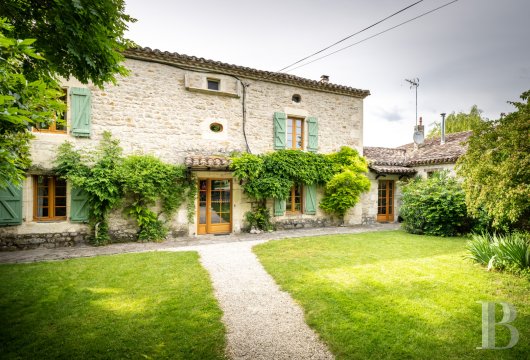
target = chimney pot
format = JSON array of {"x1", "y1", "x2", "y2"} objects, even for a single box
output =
[{"x1": 320, "y1": 75, "x2": 329, "y2": 83}]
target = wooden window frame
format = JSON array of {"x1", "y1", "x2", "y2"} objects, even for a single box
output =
[
  {"x1": 286, "y1": 183, "x2": 303, "y2": 214},
  {"x1": 286, "y1": 117, "x2": 304, "y2": 150},
  {"x1": 33, "y1": 175, "x2": 67, "y2": 221},
  {"x1": 33, "y1": 88, "x2": 68, "y2": 134}
]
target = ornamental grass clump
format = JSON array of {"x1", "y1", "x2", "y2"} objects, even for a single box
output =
[{"x1": 467, "y1": 232, "x2": 530, "y2": 277}]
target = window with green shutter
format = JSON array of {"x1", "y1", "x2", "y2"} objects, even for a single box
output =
[
  {"x1": 70, "y1": 87, "x2": 92, "y2": 137},
  {"x1": 273, "y1": 112, "x2": 287, "y2": 150},
  {"x1": 304, "y1": 184, "x2": 317, "y2": 215},
  {"x1": 70, "y1": 187, "x2": 89, "y2": 223},
  {"x1": 307, "y1": 117, "x2": 318, "y2": 152},
  {"x1": 0, "y1": 183, "x2": 23, "y2": 225},
  {"x1": 274, "y1": 198, "x2": 286, "y2": 216}
]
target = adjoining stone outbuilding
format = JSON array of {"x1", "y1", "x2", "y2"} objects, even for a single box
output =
[
  {"x1": 361, "y1": 131, "x2": 472, "y2": 224},
  {"x1": 0, "y1": 47, "x2": 371, "y2": 249}
]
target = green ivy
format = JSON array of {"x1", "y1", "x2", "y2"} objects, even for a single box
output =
[
  {"x1": 54, "y1": 132, "x2": 195, "y2": 245},
  {"x1": 231, "y1": 147, "x2": 370, "y2": 224}
]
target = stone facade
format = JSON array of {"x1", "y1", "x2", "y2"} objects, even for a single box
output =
[{"x1": 0, "y1": 49, "x2": 369, "y2": 249}]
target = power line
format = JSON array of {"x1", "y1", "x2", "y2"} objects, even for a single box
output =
[
  {"x1": 278, "y1": 0, "x2": 425, "y2": 72},
  {"x1": 285, "y1": 0, "x2": 460, "y2": 72}
]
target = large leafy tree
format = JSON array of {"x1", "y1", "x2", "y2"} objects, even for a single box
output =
[
  {"x1": 0, "y1": 1, "x2": 135, "y2": 188},
  {"x1": 456, "y1": 90, "x2": 530, "y2": 230},
  {"x1": 0, "y1": 0, "x2": 135, "y2": 86},
  {"x1": 427, "y1": 105, "x2": 485, "y2": 138}
]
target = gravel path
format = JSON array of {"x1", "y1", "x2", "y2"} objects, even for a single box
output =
[{"x1": 194, "y1": 240, "x2": 334, "y2": 360}]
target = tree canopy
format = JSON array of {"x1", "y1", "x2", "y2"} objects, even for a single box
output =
[
  {"x1": 0, "y1": 1, "x2": 135, "y2": 188},
  {"x1": 0, "y1": 0, "x2": 135, "y2": 87},
  {"x1": 427, "y1": 105, "x2": 485, "y2": 138},
  {"x1": 456, "y1": 90, "x2": 530, "y2": 230}
]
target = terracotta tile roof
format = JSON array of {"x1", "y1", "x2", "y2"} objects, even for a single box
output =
[
  {"x1": 369, "y1": 165, "x2": 416, "y2": 174},
  {"x1": 363, "y1": 131, "x2": 472, "y2": 174},
  {"x1": 124, "y1": 47, "x2": 370, "y2": 98},
  {"x1": 184, "y1": 156, "x2": 231, "y2": 169},
  {"x1": 363, "y1": 147, "x2": 407, "y2": 166},
  {"x1": 399, "y1": 131, "x2": 471, "y2": 166}
]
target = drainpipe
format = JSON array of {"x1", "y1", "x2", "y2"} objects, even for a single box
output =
[{"x1": 440, "y1": 113, "x2": 446, "y2": 145}]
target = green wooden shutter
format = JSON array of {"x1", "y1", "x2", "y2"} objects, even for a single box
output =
[
  {"x1": 0, "y1": 183, "x2": 23, "y2": 225},
  {"x1": 307, "y1": 117, "x2": 318, "y2": 152},
  {"x1": 70, "y1": 87, "x2": 92, "y2": 137},
  {"x1": 70, "y1": 187, "x2": 89, "y2": 222},
  {"x1": 274, "y1": 198, "x2": 286, "y2": 216},
  {"x1": 273, "y1": 112, "x2": 287, "y2": 150},
  {"x1": 304, "y1": 184, "x2": 317, "y2": 215}
]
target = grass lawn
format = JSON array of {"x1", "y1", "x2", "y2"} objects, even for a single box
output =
[
  {"x1": 254, "y1": 230, "x2": 529, "y2": 360},
  {"x1": 0, "y1": 252, "x2": 226, "y2": 360}
]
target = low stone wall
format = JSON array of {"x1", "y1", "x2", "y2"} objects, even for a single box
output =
[
  {"x1": 273, "y1": 217, "x2": 336, "y2": 230},
  {"x1": 0, "y1": 231, "x2": 89, "y2": 251}
]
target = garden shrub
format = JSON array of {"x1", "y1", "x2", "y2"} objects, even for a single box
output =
[
  {"x1": 399, "y1": 171, "x2": 469, "y2": 236},
  {"x1": 244, "y1": 205, "x2": 274, "y2": 232},
  {"x1": 467, "y1": 232, "x2": 530, "y2": 277}
]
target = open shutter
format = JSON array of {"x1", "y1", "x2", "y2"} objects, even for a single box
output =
[
  {"x1": 273, "y1": 112, "x2": 287, "y2": 150},
  {"x1": 304, "y1": 184, "x2": 317, "y2": 215},
  {"x1": 0, "y1": 183, "x2": 23, "y2": 225},
  {"x1": 70, "y1": 187, "x2": 89, "y2": 222},
  {"x1": 307, "y1": 117, "x2": 318, "y2": 152},
  {"x1": 274, "y1": 198, "x2": 286, "y2": 216},
  {"x1": 70, "y1": 87, "x2": 92, "y2": 137}
]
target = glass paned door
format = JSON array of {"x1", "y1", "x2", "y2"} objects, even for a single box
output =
[
  {"x1": 377, "y1": 180, "x2": 394, "y2": 222},
  {"x1": 197, "y1": 179, "x2": 232, "y2": 234}
]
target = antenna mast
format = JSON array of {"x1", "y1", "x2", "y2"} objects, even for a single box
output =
[{"x1": 405, "y1": 78, "x2": 420, "y2": 125}]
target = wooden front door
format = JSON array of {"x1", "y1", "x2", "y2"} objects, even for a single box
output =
[
  {"x1": 377, "y1": 180, "x2": 394, "y2": 222},
  {"x1": 197, "y1": 179, "x2": 232, "y2": 234}
]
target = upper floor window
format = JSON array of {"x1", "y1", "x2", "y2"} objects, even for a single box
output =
[
  {"x1": 207, "y1": 78, "x2": 220, "y2": 91},
  {"x1": 34, "y1": 88, "x2": 67, "y2": 133},
  {"x1": 34, "y1": 175, "x2": 67, "y2": 221},
  {"x1": 286, "y1": 117, "x2": 304, "y2": 150}
]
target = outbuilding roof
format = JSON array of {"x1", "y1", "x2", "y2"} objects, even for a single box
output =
[
  {"x1": 364, "y1": 131, "x2": 472, "y2": 175},
  {"x1": 124, "y1": 47, "x2": 370, "y2": 98}
]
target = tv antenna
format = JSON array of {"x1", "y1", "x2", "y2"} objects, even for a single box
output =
[{"x1": 405, "y1": 78, "x2": 419, "y2": 125}]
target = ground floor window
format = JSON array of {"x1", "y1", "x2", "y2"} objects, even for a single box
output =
[
  {"x1": 33, "y1": 175, "x2": 67, "y2": 221},
  {"x1": 286, "y1": 183, "x2": 303, "y2": 214}
]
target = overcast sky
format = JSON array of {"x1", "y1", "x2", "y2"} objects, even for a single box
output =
[{"x1": 124, "y1": 0, "x2": 530, "y2": 147}]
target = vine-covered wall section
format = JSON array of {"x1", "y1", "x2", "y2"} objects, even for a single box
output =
[
  {"x1": 230, "y1": 147, "x2": 370, "y2": 229},
  {"x1": 54, "y1": 132, "x2": 196, "y2": 245}
]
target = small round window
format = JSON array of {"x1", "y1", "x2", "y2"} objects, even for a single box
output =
[
  {"x1": 292, "y1": 94, "x2": 301, "y2": 103},
  {"x1": 210, "y1": 122, "x2": 223, "y2": 133}
]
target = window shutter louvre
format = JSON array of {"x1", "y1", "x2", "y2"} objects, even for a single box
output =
[
  {"x1": 0, "y1": 183, "x2": 23, "y2": 225},
  {"x1": 273, "y1": 112, "x2": 287, "y2": 150},
  {"x1": 307, "y1": 117, "x2": 318, "y2": 152},
  {"x1": 70, "y1": 187, "x2": 89, "y2": 222},
  {"x1": 274, "y1": 198, "x2": 286, "y2": 216},
  {"x1": 70, "y1": 87, "x2": 92, "y2": 137},
  {"x1": 304, "y1": 184, "x2": 317, "y2": 215}
]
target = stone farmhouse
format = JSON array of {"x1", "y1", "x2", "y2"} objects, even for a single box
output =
[
  {"x1": 1, "y1": 47, "x2": 374, "y2": 249},
  {"x1": 362, "y1": 130, "x2": 471, "y2": 223}
]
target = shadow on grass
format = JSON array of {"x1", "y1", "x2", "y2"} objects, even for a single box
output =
[{"x1": 0, "y1": 252, "x2": 226, "y2": 360}]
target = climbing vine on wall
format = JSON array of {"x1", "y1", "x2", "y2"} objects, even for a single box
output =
[
  {"x1": 230, "y1": 147, "x2": 370, "y2": 222},
  {"x1": 54, "y1": 131, "x2": 195, "y2": 245}
]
